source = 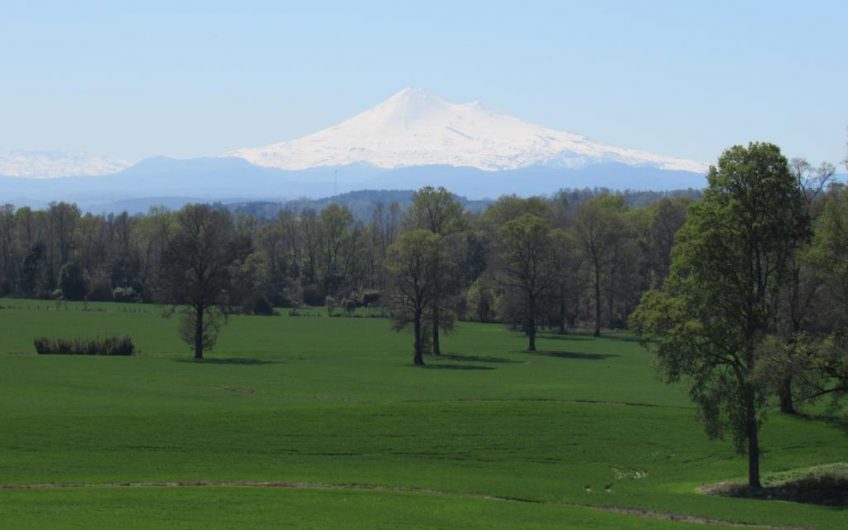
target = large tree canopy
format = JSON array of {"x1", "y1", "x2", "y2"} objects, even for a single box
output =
[
  {"x1": 163, "y1": 205, "x2": 247, "y2": 359},
  {"x1": 496, "y1": 213, "x2": 556, "y2": 352},
  {"x1": 385, "y1": 229, "x2": 448, "y2": 365},
  {"x1": 631, "y1": 142, "x2": 809, "y2": 488},
  {"x1": 402, "y1": 186, "x2": 467, "y2": 354}
]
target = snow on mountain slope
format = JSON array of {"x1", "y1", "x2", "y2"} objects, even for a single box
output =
[
  {"x1": 230, "y1": 88, "x2": 707, "y2": 173},
  {"x1": 0, "y1": 149, "x2": 132, "y2": 178}
]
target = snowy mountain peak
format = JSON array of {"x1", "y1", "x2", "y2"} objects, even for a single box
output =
[
  {"x1": 350, "y1": 87, "x2": 454, "y2": 130},
  {"x1": 229, "y1": 88, "x2": 707, "y2": 173},
  {"x1": 384, "y1": 87, "x2": 447, "y2": 110}
]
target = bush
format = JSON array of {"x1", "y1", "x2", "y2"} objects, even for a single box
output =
[
  {"x1": 301, "y1": 284, "x2": 324, "y2": 306},
  {"x1": 112, "y1": 286, "x2": 141, "y2": 303},
  {"x1": 34, "y1": 336, "x2": 135, "y2": 356},
  {"x1": 252, "y1": 296, "x2": 276, "y2": 316}
]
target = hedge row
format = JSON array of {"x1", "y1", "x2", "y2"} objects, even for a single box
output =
[{"x1": 34, "y1": 336, "x2": 135, "y2": 356}]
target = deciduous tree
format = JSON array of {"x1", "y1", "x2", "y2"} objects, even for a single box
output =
[
  {"x1": 496, "y1": 213, "x2": 556, "y2": 352},
  {"x1": 163, "y1": 205, "x2": 245, "y2": 359},
  {"x1": 574, "y1": 196, "x2": 625, "y2": 337},
  {"x1": 403, "y1": 186, "x2": 467, "y2": 354},
  {"x1": 385, "y1": 229, "x2": 445, "y2": 365},
  {"x1": 631, "y1": 143, "x2": 808, "y2": 488}
]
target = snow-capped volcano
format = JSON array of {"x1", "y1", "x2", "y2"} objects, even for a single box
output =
[
  {"x1": 229, "y1": 88, "x2": 707, "y2": 173},
  {"x1": 0, "y1": 149, "x2": 132, "y2": 178}
]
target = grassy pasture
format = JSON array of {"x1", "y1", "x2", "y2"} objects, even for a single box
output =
[{"x1": 0, "y1": 299, "x2": 845, "y2": 529}]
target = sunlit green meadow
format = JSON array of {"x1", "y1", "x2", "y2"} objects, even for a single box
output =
[{"x1": 0, "y1": 300, "x2": 844, "y2": 529}]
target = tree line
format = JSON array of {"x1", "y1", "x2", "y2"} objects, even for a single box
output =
[{"x1": 0, "y1": 187, "x2": 695, "y2": 355}]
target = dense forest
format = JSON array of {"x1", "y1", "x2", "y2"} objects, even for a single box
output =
[
  {"x1": 0, "y1": 187, "x2": 701, "y2": 331},
  {"x1": 0, "y1": 175, "x2": 840, "y2": 337}
]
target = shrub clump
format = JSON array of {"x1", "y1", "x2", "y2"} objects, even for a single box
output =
[
  {"x1": 252, "y1": 296, "x2": 276, "y2": 316},
  {"x1": 34, "y1": 336, "x2": 135, "y2": 356}
]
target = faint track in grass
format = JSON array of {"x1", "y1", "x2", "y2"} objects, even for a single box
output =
[
  {"x1": 397, "y1": 397, "x2": 690, "y2": 409},
  {"x1": 0, "y1": 480, "x2": 809, "y2": 529}
]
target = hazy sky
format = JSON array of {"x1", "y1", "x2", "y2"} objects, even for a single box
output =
[{"x1": 2, "y1": 0, "x2": 846, "y2": 166}]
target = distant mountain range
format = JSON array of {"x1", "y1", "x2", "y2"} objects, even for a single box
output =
[
  {"x1": 0, "y1": 149, "x2": 131, "y2": 178},
  {"x1": 1, "y1": 88, "x2": 712, "y2": 210}
]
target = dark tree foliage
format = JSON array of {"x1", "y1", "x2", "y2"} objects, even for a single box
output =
[
  {"x1": 162, "y1": 205, "x2": 247, "y2": 359},
  {"x1": 772, "y1": 159, "x2": 835, "y2": 414},
  {"x1": 58, "y1": 260, "x2": 87, "y2": 301},
  {"x1": 34, "y1": 336, "x2": 134, "y2": 356},
  {"x1": 0, "y1": 185, "x2": 698, "y2": 336},
  {"x1": 795, "y1": 183, "x2": 848, "y2": 404},
  {"x1": 574, "y1": 196, "x2": 626, "y2": 337},
  {"x1": 20, "y1": 242, "x2": 47, "y2": 298},
  {"x1": 548, "y1": 228, "x2": 582, "y2": 333}
]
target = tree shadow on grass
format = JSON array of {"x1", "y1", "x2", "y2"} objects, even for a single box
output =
[
  {"x1": 174, "y1": 357, "x2": 277, "y2": 365},
  {"x1": 522, "y1": 350, "x2": 619, "y2": 361},
  {"x1": 794, "y1": 412, "x2": 848, "y2": 436},
  {"x1": 707, "y1": 474, "x2": 848, "y2": 507},
  {"x1": 607, "y1": 334, "x2": 645, "y2": 343},
  {"x1": 539, "y1": 332, "x2": 642, "y2": 342},
  {"x1": 437, "y1": 353, "x2": 522, "y2": 364},
  {"x1": 536, "y1": 333, "x2": 595, "y2": 342},
  {"x1": 423, "y1": 363, "x2": 495, "y2": 371}
]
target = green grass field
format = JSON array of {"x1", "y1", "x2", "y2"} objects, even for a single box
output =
[{"x1": 0, "y1": 299, "x2": 845, "y2": 529}]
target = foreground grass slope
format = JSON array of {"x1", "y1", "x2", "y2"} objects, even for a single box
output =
[{"x1": 0, "y1": 300, "x2": 845, "y2": 529}]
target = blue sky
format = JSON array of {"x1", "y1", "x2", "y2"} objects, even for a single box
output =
[{"x1": 1, "y1": 0, "x2": 846, "y2": 166}]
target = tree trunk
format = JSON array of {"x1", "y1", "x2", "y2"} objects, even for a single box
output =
[
  {"x1": 746, "y1": 386, "x2": 761, "y2": 489},
  {"x1": 593, "y1": 265, "x2": 602, "y2": 337},
  {"x1": 779, "y1": 376, "x2": 796, "y2": 415},
  {"x1": 558, "y1": 291, "x2": 566, "y2": 334},
  {"x1": 527, "y1": 312, "x2": 536, "y2": 352},
  {"x1": 432, "y1": 305, "x2": 441, "y2": 355},
  {"x1": 194, "y1": 305, "x2": 204, "y2": 360},
  {"x1": 413, "y1": 315, "x2": 424, "y2": 366}
]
